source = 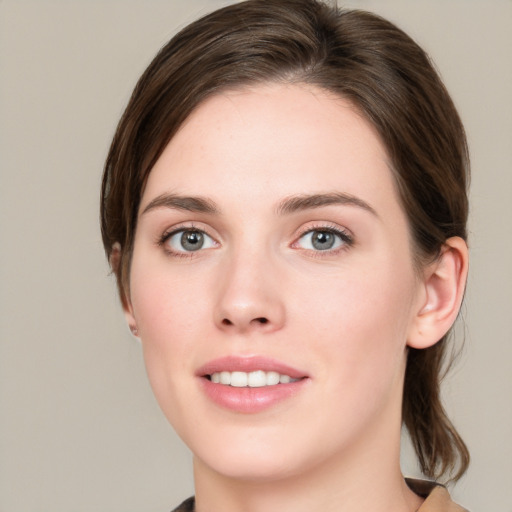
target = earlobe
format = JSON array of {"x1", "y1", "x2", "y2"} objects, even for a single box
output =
[
  {"x1": 110, "y1": 242, "x2": 139, "y2": 337},
  {"x1": 408, "y1": 237, "x2": 468, "y2": 349},
  {"x1": 124, "y1": 302, "x2": 139, "y2": 338},
  {"x1": 123, "y1": 299, "x2": 139, "y2": 338},
  {"x1": 122, "y1": 289, "x2": 139, "y2": 338}
]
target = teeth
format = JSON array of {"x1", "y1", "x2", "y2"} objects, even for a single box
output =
[
  {"x1": 231, "y1": 371, "x2": 248, "y2": 387},
  {"x1": 266, "y1": 371, "x2": 280, "y2": 385},
  {"x1": 209, "y1": 370, "x2": 298, "y2": 387},
  {"x1": 248, "y1": 370, "x2": 266, "y2": 387}
]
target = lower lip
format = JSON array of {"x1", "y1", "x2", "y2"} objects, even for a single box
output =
[{"x1": 199, "y1": 377, "x2": 308, "y2": 414}]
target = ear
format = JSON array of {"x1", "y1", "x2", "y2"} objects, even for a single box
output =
[
  {"x1": 110, "y1": 243, "x2": 139, "y2": 338},
  {"x1": 407, "y1": 237, "x2": 468, "y2": 349}
]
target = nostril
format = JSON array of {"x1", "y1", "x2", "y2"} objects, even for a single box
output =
[{"x1": 219, "y1": 317, "x2": 269, "y2": 327}]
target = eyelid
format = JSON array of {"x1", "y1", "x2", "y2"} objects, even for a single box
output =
[
  {"x1": 291, "y1": 222, "x2": 354, "y2": 252},
  {"x1": 158, "y1": 222, "x2": 220, "y2": 256},
  {"x1": 155, "y1": 220, "x2": 353, "y2": 257}
]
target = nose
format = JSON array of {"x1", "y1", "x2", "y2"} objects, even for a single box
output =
[{"x1": 213, "y1": 249, "x2": 286, "y2": 334}]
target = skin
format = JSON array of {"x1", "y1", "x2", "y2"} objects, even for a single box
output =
[{"x1": 121, "y1": 83, "x2": 468, "y2": 512}]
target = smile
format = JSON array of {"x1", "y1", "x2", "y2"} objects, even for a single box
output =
[
  {"x1": 198, "y1": 356, "x2": 309, "y2": 413},
  {"x1": 209, "y1": 370, "x2": 299, "y2": 387}
]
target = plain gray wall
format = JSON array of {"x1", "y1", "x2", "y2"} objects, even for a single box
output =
[{"x1": 1, "y1": 1, "x2": 511, "y2": 510}]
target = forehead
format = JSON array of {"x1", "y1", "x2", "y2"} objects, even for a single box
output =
[{"x1": 141, "y1": 83, "x2": 400, "y2": 216}]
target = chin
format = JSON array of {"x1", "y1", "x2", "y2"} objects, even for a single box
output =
[
  {"x1": 186, "y1": 419, "x2": 346, "y2": 485},
  {"x1": 196, "y1": 447, "x2": 304, "y2": 482}
]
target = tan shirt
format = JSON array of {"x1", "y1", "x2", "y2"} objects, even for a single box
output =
[
  {"x1": 171, "y1": 480, "x2": 468, "y2": 511},
  {"x1": 407, "y1": 479, "x2": 468, "y2": 512}
]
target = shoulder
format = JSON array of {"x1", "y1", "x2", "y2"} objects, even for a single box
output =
[
  {"x1": 406, "y1": 478, "x2": 469, "y2": 512},
  {"x1": 170, "y1": 496, "x2": 195, "y2": 512}
]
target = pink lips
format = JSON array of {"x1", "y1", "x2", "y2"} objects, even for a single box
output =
[{"x1": 197, "y1": 356, "x2": 309, "y2": 414}]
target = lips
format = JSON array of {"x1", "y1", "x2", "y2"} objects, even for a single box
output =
[
  {"x1": 197, "y1": 356, "x2": 309, "y2": 413},
  {"x1": 197, "y1": 355, "x2": 306, "y2": 378}
]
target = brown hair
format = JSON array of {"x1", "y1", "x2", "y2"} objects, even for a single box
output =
[{"x1": 101, "y1": 0, "x2": 470, "y2": 481}]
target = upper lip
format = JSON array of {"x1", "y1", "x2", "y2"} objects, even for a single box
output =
[{"x1": 196, "y1": 356, "x2": 308, "y2": 380}]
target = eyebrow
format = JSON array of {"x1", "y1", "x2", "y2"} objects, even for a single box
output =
[
  {"x1": 276, "y1": 192, "x2": 378, "y2": 217},
  {"x1": 141, "y1": 193, "x2": 219, "y2": 215},
  {"x1": 141, "y1": 191, "x2": 377, "y2": 218}
]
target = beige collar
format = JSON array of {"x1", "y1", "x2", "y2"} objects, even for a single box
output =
[{"x1": 406, "y1": 478, "x2": 468, "y2": 512}]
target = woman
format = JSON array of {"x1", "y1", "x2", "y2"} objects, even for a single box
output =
[{"x1": 101, "y1": 1, "x2": 470, "y2": 510}]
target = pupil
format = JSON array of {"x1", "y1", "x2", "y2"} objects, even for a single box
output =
[
  {"x1": 312, "y1": 231, "x2": 334, "y2": 250},
  {"x1": 181, "y1": 231, "x2": 204, "y2": 251}
]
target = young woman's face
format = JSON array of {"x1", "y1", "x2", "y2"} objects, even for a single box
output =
[{"x1": 127, "y1": 84, "x2": 426, "y2": 481}]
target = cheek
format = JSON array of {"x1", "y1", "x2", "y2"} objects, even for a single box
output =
[
  {"x1": 292, "y1": 275, "x2": 413, "y2": 446},
  {"x1": 128, "y1": 259, "x2": 201, "y2": 403},
  {"x1": 300, "y1": 263, "x2": 415, "y2": 337},
  {"x1": 295, "y1": 260, "x2": 416, "y2": 383},
  {"x1": 130, "y1": 254, "x2": 209, "y2": 338}
]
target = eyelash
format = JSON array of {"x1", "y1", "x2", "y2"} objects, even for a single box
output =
[
  {"x1": 157, "y1": 223, "x2": 354, "y2": 259},
  {"x1": 157, "y1": 223, "x2": 218, "y2": 259},
  {"x1": 292, "y1": 223, "x2": 354, "y2": 257}
]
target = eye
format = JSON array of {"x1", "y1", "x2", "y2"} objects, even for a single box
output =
[
  {"x1": 165, "y1": 229, "x2": 216, "y2": 253},
  {"x1": 296, "y1": 228, "x2": 351, "y2": 251}
]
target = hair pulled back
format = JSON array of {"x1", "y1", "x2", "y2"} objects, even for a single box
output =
[{"x1": 101, "y1": 0, "x2": 470, "y2": 481}]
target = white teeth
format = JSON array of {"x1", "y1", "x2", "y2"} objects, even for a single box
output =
[
  {"x1": 247, "y1": 370, "x2": 266, "y2": 387},
  {"x1": 209, "y1": 370, "x2": 298, "y2": 387},
  {"x1": 266, "y1": 371, "x2": 280, "y2": 385},
  {"x1": 230, "y1": 371, "x2": 248, "y2": 387}
]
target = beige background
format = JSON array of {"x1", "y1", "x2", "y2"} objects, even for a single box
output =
[{"x1": 1, "y1": 1, "x2": 511, "y2": 510}]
